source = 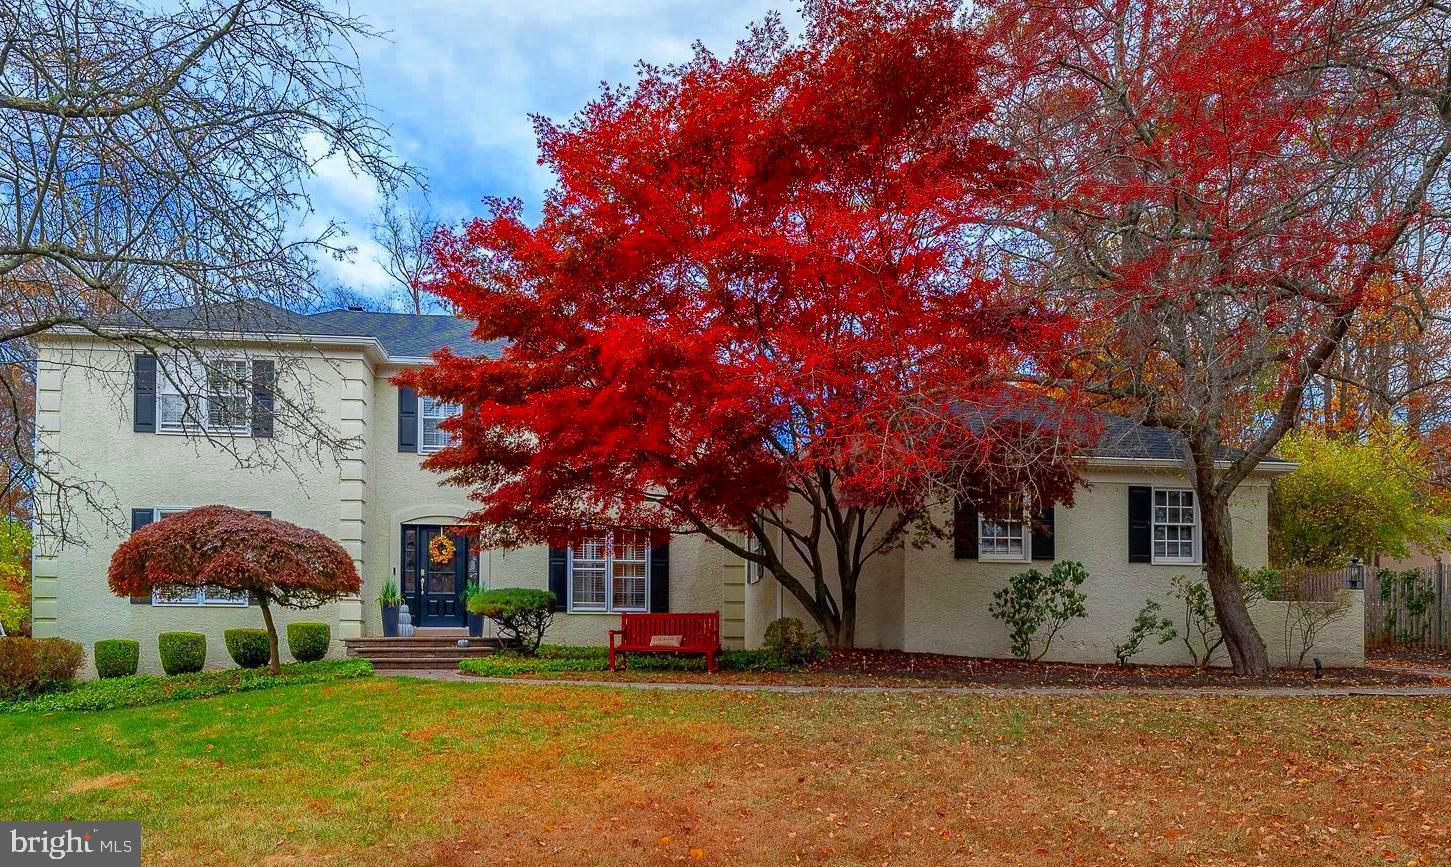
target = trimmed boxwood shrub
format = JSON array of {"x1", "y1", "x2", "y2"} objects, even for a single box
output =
[
  {"x1": 0, "y1": 637, "x2": 84, "y2": 699},
  {"x1": 224, "y1": 629, "x2": 271, "y2": 669},
  {"x1": 286, "y1": 622, "x2": 330, "y2": 663},
  {"x1": 158, "y1": 632, "x2": 206, "y2": 675},
  {"x1": 94, "y1": 639, "x2": 140, "y2": 679},
  {"x1": 467, "y1": 588, "x2": 555, "y2": 655}
]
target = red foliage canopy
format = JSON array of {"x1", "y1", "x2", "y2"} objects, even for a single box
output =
[
  {"x1": 108, "y1": 506, "x2": 360, "y2": 607},
  {"x1": 403, "y1": 0, "x2": 1092, "y2": 551}
]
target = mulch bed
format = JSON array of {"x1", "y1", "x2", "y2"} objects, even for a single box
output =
[
  {"x1": 1368, "y1": 646, "x2": 1451, "y2": 666},
  {"x1": 798, "y1": 648, "x2": 1446, "y2": 689}
]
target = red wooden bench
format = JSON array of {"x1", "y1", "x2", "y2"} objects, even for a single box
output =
[{"x1": 609, "y1": 612, "x2": 721, "y2": 673}]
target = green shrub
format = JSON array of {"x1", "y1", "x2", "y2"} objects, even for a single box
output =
[
  {"x1": 988, "y1": 560, "x2": 1089, "y2": 661},
  {"x1": 287, "y1": 622, "x2": 330, "y2": 662},
  {"x1": 223, "y1": 629, "x2": 270, "y2": 669},
  {"x1": 1112, "y1": 600, "x2": 1177, "y2": 666},
  {"x1": 0, "y1": 637, "x2": 84, "y2": 699},
  {"x1": 0, "y1": 659, "x2": 373, "y2": 714},
  {"x1": 761, "y1": 617, "x2": 824, "y2": 667},
  {"x1": 158, "y1": 632, "x2": 206, "y2": 675},
  {"x1": 467, "y1": 588, "x2": 555, "y2": 655},
  {"x1": 94, "y1": 639, "x2": 140, "y2": 679}
]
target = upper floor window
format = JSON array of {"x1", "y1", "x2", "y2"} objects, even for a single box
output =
[
  {"x1": 419, "y1": 396, "x2": 461, "y2": 454},
  {"x1": 568, "y1": 530, "x2": 650, "y2": 613},
  {"x1": 158, "y1": 357, "x2": 251, "y2": 435},
  {"x1": 1152, "y1": 489, "x2": 1199, "y2": 564}
]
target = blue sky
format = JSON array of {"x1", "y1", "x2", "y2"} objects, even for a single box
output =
[{"x1": 307, "y1": 0, "x2": 800, "y2": 302}]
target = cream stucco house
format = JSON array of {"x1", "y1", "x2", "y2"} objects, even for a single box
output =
[{"x1": 30, "y1": 302, "x2": 1365, "y2": 674}]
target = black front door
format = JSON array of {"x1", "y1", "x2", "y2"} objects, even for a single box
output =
[{"x1": 400, "y1": 525, "x2": 467, "y2": 627}]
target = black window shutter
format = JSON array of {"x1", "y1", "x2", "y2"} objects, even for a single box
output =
[
  {"x1": 649, "y1": 539, "x2": 670, "y2": 612},
  {"x1": 250, "y1": 360, "x2": 275, "y2": 438},
  {"x1": 1128, "y1": 486, "x2": 1152, "y2": 563},
  {"x1": 1031, "y1": 507, "x2": 1056, "y2": 561},
  {"x1": 953, "y1": 498, "x2": 979, "y2": 560},
  {"x1": 133, "y1": 355, "x2": 157, "y2": 433},
  {"x1": 547, "y1": 546, "x2": 568, "y2": 612},
  {"x1": 129, "y1": 508, "x2": 155, "y2": 603},
  {"x1": 397, "y1": 387, "x2": 418, "y2": 453}
]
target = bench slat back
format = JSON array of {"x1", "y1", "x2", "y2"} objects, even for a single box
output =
[{"x1": 619, "y1": 612, "x2": 719, "y2": 647}]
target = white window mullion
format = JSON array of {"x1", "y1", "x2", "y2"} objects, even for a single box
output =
[{"x1": 1151, "y1": 489, "x2": 1200, "y2": 565}]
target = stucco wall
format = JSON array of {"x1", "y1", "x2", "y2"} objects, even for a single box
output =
[
  {"x1": 34, "y1": 342, "x2": 734, "y2": 673},
  {"x1": 740, "y1": 467, "x2": 1361, "y2": 668},
  {"x1": 32, "y1": 339, "x2": 362, "y2": 674},
  {"x1": 32, "y1": 337, "x2": 1361, "y2": 673}
]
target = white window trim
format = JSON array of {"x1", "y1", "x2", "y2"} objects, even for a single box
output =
[
  {"x1": 417, "y1": 396, "x2": 461, "y2": 455},
  {"x1": 156, "y1": 356, "x2": 252, "y2": 437},
  {"x1": 566, "y1": 531, "x2": 651, "y2": 614},
  {"x1": 977, "y1": 512, "x2": 1031, "y2": 562},
  {"x1": 1151, "y1": 488, "x2": 1202, "y2": 566},
  {"x1": 147, "y1": 508, "x2": 252, "y2": 607}
]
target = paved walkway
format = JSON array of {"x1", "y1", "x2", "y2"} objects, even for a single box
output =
[{"x1": 381, "y1": 669, "x2": 1451, "y2": 697}]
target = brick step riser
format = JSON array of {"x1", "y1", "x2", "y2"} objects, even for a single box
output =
[
  {"x1": 347, "y1": 650, "x2": 492, "y2": 661},
  {"x1": 344, "y1": 640, "x2": 502, "y2": 649}
]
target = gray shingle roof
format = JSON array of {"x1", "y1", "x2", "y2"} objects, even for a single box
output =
[
  {"x1": 108, "y1": 299, "x2": 503, "y2": 359},
  {"x1": 1091, "y1": 412, "x2": 1288, "y2": 464}
]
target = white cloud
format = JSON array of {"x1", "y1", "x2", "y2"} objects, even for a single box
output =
[{"x1": 299, "y1": 2, "x2": 802, "y2": 299}]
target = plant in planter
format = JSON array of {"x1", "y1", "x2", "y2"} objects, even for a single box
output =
[
  {"x1": 467, "y1": 588, "x2": 554, "y2": 655},
  {"x1": 377, "y1": 580, "x2": 401, "y2": 637},
  {"x1": 463, "y1": 584, "x2": 487, "y2": 638}
]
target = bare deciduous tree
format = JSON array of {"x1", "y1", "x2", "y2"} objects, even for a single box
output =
[
  {"x1": 0, "y1": 0, "x2": 415, "y2": 538},
  {"x1": 371, "y1": 201, "x2": 439, "y2": 314}
]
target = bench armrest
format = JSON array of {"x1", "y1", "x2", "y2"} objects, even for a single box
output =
[{"x1": 608, "y1": 629, "x2": 624, "y2": 649}]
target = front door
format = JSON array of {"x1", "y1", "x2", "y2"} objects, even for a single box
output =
[{"x1": 400, "y1": 525, "x2": 467, "y2": 627}]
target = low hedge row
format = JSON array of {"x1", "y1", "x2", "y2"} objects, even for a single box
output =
[
  {"x1": 458, "y1": 644, "x2": 793, "y2": 678},
  {"x1": 0, "y1": 659, "x2": 373, "y2": 714}
]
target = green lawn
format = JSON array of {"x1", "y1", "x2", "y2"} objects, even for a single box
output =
[{"x1": 3, "y1": 678, "x2": 1449, "y2": 866}]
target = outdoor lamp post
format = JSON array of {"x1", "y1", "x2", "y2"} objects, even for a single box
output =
[{"x1": 1347, "y1": 557, "x2": 1364, "y2": 590}]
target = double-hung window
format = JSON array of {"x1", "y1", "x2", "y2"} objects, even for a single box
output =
[
  {"x1": 978, "y1": 497, "x2": 1030, "y2": 561},
  {"x1": 147, "y1": 508, "x2": 251, "y2": 606},
  {"x1": 157, "y1": 357, "x2": 251, "y2": 435},
  {"x1": 567, "y1": 530, "x2": 650, "y2": 612},
  {"x1": 419, "y1": 396, "x2": 462, "y2": 454},
  {"x1": 1152, "y1": 489, "x2": 1199, "y2": 564}
]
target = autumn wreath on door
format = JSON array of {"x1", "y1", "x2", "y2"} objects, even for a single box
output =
[{"x1": 428, "y1": 532, "x2": 456, "y2": 566}]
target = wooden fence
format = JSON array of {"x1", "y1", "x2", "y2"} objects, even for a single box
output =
[{"x1": 1285, "y1": 563, "x2": 1450, "y2": 650}]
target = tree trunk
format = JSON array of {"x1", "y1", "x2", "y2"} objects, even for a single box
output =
[
  {"x1": 1200, "y1": 495, "x2": 1271, "y2": 675},
  {"x1": 258, "y1": 595, "x2": 282, "y2": 676}
]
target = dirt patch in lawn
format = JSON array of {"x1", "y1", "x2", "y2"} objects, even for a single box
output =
[
  {"x1": 64, "y1": 773, "x2": 140, "y2": 793},
  {"x1": 477, "y1": 648, "x2": 1449, "y2": 689}
]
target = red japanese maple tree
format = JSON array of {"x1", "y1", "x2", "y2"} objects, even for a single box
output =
[
  {"x1": 984, "y1": 0, "x2": 1451, "y2": 672},
  {"x1": 403, "y1": 0, "x2": 1091, "y2": 646},
  {"x1": 109, "y1": 506, "x2": 360, "y2": 673}
]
